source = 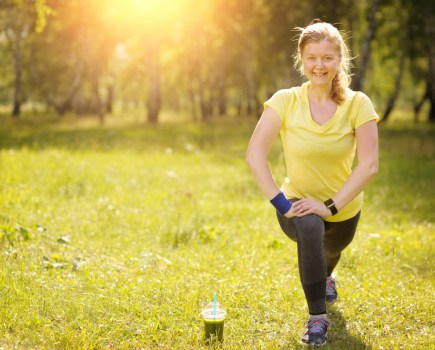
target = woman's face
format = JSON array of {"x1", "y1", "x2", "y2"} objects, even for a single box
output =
[{"x1": 301, "y1": 39, "x2": 341, "y2": 88}]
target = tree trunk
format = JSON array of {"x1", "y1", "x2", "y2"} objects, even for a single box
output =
[
  {"x1": 6, "y1": 20, "x2": 24, "y2": 118},
  {"x1": 92, "y1": 76, "x2": 104, "y2": 124},
  {"x1": 381, "y1": 52, "x2": 405, "y2": 122},
  {"x1": 381, "y1": 19, "x2": 410, "y2": 122},
  {"x1": 425, "y1": 7, "x2": 435, "y2": 122},
  {"x1": 217, "y1": 47, "x2": 227, "y2": 117},
  {"x1": 3, "y1": 4, "x2": 29, "y2": 118},
  {"x1": 245, "y1": 36, "x2": 261, "y2": 117},
  {"x1": 236, "y1": 99, "x2": 242, "y2": 117},
  {"x1": 46, "y1": 60, "x2": 83, "y2": 116},
  {"x1": 352, "y1": 0, "x2": 381, "y2": 91},
  {"x1": 12, "y1": 33, "x2": 22, "y2": 118},
  {"x1": 106, "y1": 83, "x2": 114, "y2": 114},
  {"x1": 413, "y1": 84, "x2": 429, "y2": 123},
  {"x1": 188, "y1": 80, "x2": 197, "y2": 121},
  {"x1": 197, "y1": 68, "x2": 213, "y2": 121},
  {"x1": 326, "y1": 0, "x2": 340, "y2": 24},
  {"x1": 428, "y1": 81, "x2": 435, "y2": 123},
  {"x1": 218, "y1": 88, "x2": 227, "y2": 117},
  {"x1": 146, "y1": 42, "x2": 161, "y2": 124},
  {"x1": 199, "y1": 87, "x2": 212, "y2": 121},
  {"x1": 347, "y1": 0, "x2": 355, "y2": 55}
]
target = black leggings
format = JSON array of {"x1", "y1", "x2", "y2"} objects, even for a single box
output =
[{"x1": 277, "y1": 210, "x2": 360, "y2": 315}]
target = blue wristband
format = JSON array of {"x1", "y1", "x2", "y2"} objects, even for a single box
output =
[{"x1": 270, "y1": 192, "x2": 292, "y2": 215}]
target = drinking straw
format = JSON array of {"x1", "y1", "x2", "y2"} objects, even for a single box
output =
[{"x1": 213, "y1": 292, "x2": 217, "y2": 320}]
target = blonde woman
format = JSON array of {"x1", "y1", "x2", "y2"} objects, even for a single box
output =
[{"x1": 246, "y1": 21, "x2": 379, "y2": 347}]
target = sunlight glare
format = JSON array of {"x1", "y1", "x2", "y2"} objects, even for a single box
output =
[{"x1": 107, "y1": 0, "x2": 194, "y2": 27}]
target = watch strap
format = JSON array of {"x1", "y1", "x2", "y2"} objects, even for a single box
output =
[{"x1": 324, "y1": 199, "x2": 338, "y2": 216}]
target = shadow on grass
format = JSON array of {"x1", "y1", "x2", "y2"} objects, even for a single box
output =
[
  {"x1": 326, "y1": 305, "x2": 372, "y2": 350},
  {"x1": 0, "y1": 116, "x2": 255, "y2": 154}
]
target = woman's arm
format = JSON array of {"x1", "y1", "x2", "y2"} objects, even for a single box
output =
[
  {"x1": 246, "y1": 106, "x2": 282, "y2": 199},
  {"x1": 292, "y1": 119, "x2": 379, "y2": 217},
  {"x1": 246, "y1": 106, "x2": 298, "y2": 217},
  {"x1": 332, "y1": 119, "x2": 379, "y2": 210}
]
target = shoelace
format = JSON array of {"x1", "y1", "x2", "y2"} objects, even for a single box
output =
[{"x1": 307, "y1": 318, "x2": 331, "y2": 333}]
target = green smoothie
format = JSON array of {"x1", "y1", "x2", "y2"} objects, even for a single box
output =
[
  {"x1": 204, "y1": 318, "x2": 225, "y2": 342},
  {"x1": 202, "y1": 302, "x2": 226, "y2": 343}
]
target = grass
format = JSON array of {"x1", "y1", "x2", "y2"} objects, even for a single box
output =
[{"x1": 0, "y1": 113, "x2": 434, "y2": 349}]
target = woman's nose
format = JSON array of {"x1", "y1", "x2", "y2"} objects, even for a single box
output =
[{"x1": 315, "y1": 59, "x2": 325, "y2": 68}]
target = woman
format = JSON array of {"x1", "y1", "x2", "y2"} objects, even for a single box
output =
[{"x1": 246, "y1": 21, "x2": 379, "y2": 347}]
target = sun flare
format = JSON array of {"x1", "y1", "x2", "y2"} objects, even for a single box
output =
[{"x1": 105, "y1": 0, "x2": 195, "y2": 31}]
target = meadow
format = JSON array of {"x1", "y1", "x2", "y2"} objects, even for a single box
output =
[{"x1": 0, "y1": 113, "x2": 434, "y2": 349}]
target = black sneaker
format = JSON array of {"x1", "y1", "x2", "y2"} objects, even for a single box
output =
[
  {"x1": 326, "y1": 275, "x2": 338, "y2": 304},
  {"x1": 301, "y1": 318, "x2": 331, "y2": 347}
]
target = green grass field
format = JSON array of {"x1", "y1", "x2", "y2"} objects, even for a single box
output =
[{"x1": 0, "y1": 114, "x2": 434, "y2": 349}]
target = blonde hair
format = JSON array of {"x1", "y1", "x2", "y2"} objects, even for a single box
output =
[{"x1": 293, "y1": 21, "x2": 352, "y2": 105}]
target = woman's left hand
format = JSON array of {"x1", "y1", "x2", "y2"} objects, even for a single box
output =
[{"x1": 292, "y1": 198, "x2": 331, "y2": 218}]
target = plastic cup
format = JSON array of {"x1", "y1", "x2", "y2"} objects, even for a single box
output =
[{"x1": 201, "y1": 302, "x2": 226, "y2": 343}]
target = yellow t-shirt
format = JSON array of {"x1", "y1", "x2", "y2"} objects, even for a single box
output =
[{"x1": 265, "y1": 82, "x2": 379, "y2": 222}]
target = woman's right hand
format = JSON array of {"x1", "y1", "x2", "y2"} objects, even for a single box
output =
[{"x1": 283, "y1": 205, "x2": 298, "y2": 219}]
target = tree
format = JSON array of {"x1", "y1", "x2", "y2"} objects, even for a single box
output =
[
  {"x1": 424, "y1": 3, "x2": 435, "y2": 122},
  {"x1": 380, "y1": 1, "x2": 410, "y2": 122},
  {"x1": 0, "y1": 0, "x2": 50, "y2": 117},
  {"x1": 145, "y1": 40, "x2": 161, "y2": 124},
  {"x1": 351, "y1": 0, "x2": 381, "y2": 91},
  {"x1": 27, "y1": 0, "x2": 119, "y2": 122},
  {"x1": 1, "y1": 0, "x2": 434, "y2": 124},
  {"x1": 376, "y1": 0, "x2": 435, "y2": 122}
]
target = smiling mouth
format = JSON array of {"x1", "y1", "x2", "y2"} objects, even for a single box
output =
[{"x1": 313, "y1": 73, "x2": 327, "y2": 77}]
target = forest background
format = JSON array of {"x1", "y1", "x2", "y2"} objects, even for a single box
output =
[
  {"x1": 1, "y1": 0, "x2": 434, "y2": 124},
  {"x1": 1, "y1": 1, "x2": 435, "y2": 349}
]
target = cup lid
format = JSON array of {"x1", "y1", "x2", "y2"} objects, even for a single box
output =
[{"x1": 201, "y1": 302, "x2": 226, "y2": 319}]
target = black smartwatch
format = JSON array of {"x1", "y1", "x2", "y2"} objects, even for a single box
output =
[{"x1": 324, "y1": 199, "x2": 338, "y2": 216}]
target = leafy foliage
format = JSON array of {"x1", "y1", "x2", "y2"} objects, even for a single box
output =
[{"x1": 0, "y1": 0, "x2": 433, "y2": 121}]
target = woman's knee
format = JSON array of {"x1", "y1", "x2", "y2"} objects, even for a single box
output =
[
  {"x1": 292, "y1": 214, "x2": 325, "y2": 242},
  {"x1": 276, "y1": 211, "x2": 298, "y2": 241}
]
